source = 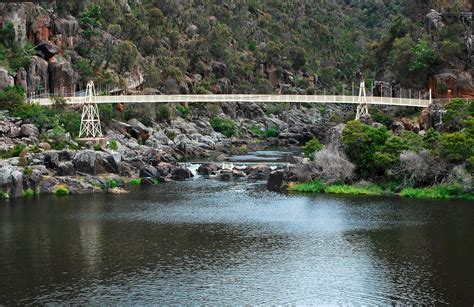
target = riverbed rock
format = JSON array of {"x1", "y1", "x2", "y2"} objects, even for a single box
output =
[
  {"x1": 246, "y1": 164, "x2": 272, "y2": 180},
  {"x1": 267, "y1": 169, "x2": 287, "y2": 192},
  {"x1": 171, "y1": 167, "x2": 194, "y2": 181},
  {"x1": 197, "y1": 163, "x2": 220, "y2": 176},
  {"x1": 139, "y1": 164, "x2": 159, "y2": 179}
]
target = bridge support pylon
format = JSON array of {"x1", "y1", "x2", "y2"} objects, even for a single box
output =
[
  {"x1": 78, "y1": 81, "x2": 103, "y2": 139},
  {"x1": 355, "y1": 80, "x2": 369, "y2": 120}
]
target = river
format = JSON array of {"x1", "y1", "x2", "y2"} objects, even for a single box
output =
[{"x1": 1, "y1": 160, "x2": 473, "y2": 304}]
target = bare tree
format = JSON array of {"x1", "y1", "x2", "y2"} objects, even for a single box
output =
[
  {"x1": 398, "y1": 150, "x2": 447, "y2": 186},
  {"x1": 312, "y1": 147, "x2": 355, "y2": 183}
]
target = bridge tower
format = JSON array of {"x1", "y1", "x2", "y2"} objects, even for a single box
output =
[
  {"x1": 355, "y1": 80, "x2": 369, "y2": 120},
  {"x1": 78, "y1": 81, "x2": 103, "y2": 139}
]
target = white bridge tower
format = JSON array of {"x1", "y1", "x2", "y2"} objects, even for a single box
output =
[
  {"x1": 78, "y1": 81, "x2": 103, "y2": 139},
  {"x1": 355, "y1": 80, "x2": 369, "y2": 120}
]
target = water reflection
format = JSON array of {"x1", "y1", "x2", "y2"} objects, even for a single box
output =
[{"x1": 0, "y1": 180, "x2": 473, "y2": 304}]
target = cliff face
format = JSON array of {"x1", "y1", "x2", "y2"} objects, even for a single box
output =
[{"x1": 0, "y1": 1, "x2": 472, "y2": 97}]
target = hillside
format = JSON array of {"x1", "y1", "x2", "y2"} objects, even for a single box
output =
[{"x1": 0, "y1": 0, "x2": 471, "y2": 98}]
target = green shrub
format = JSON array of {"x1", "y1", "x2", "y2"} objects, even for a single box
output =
[
  {"x1": 302, "y1": 138, "x2": 323, "y2": 160},
  {"x1": 266, "y1": 127, "x2": 279, "y2": 138},
  {"x1": 265, "y1": 102, "x2": 287, "y2": 115},
  {"x1": 109, "y1": 139, "x2": 118, "y2": 150},
  {"x1": 54, "y1": 185, "x2": 70, "y2": 196},
  {"x1": 248, "y1": 125, "x2": 264, "y2": 137},
  {"x1": 210, "y1": 116, "x2": 238, "y2": 138},
  {"x1": 0, "y1": 144, "x2": 27, "y2": 159},
  {"x1": 176, "y1": 105, "x2": 190, "y2": 117},
  {"x1": 157, "y1": 105, "x2": 171, "y2": 122},
  {"x1": 105, "y1": 178, "x2": 123, "y2": 189},
  {"x1": 93, "y1": 143, "x2": 102, "y2": 151},
  {"x1": 23, "y1": 188, "x2": 35, "y2": 197},
  {"x1": 129, "y1": 178, "x2": 142, "y2": 186},
  {"x1": 0, "y1": 191, "x2": 9, "y2": 199}
]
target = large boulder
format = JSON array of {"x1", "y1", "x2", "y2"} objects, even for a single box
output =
[
  {"x1": 197, "y1": 163, "x2": 220, "y2": 176},
  {"x1": 20, "y1": 124, "x2": 39, "y2": 137},
  {"x1": 171, "y1": 167, "x2": 194, "y2": 181},
  {"x1": 127, "y1": 119, "x2": 150, "y2": 141},
  {"x1": 72, "y1": 150, "x2": 105, "y2": 175},
  {"x1": 0, "y1": 165, "x2": 24, "y2": 198},
  {"x1": 52, "y1": 15, "x2": 80, "y2": 48},
  {"x1": 245, "y1": 164, "x2": 272, "y2": 180},
  {"x1": 139, "y1": 164, "x2": 159, "y2": 179},
  {"x1": 267, "y1": 169, "x2": 286, "y2": 192}
]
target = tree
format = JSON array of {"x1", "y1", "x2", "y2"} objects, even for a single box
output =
[
  {"x1": 342, "y1": 120, "x2": 388, "y2": 177},
  {"x1": 410, "y1": 40, "x2": 437, "y2": 74},
  {"x1": 440, "y1": 132, "x2": 473, "y2": 163},
  {"x1": 302, "y1": 138, "x2": 323, "y2": 160},
  {"x1": 113, "y1": 40, "x2": 139, "y2": 73},
  {"x1": 388, "y1": 35, "x2": 416, "y2": 87}
]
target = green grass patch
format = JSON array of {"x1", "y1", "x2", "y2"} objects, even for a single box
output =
[
  {"x1": 54, "y1": 185, "x2": 70, "y2": 196},
  {"x1": 324, "y1": 184, "x2": 384, "y2": 196},
  {"x1": 108, "y1": 139, "x2": 118, "y2": 150},
  {"x1": 289, "y1": 180, "x2": 326, "y2": 193},
  {"x1": 400, "y1": 184, "x2": 474, "y2": 201},
  {"x1": 210, "y1": 116, "x2": 237, "y2": 138}
]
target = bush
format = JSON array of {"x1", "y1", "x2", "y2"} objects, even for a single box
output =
[
  {"x1": 266, "y1": 127, "x2": 279, "y2": 138},
  {"x1": 302, "y1": 138, "x2": 323, "y2": 160},
  {"x1": 342, "y1": 120, "x2": 388, "y2": 177},
  {"x1": 176, "y1": 105, "x2": 190, "y2": 117},
  {"x1": 0, "y1": 144, "x2": 27, "y2": 159},
  {"x1": 0, "y1": 191, "x2": 9, "y2": 199},
  {"x1": 440, "y1": 132, "x2": 473, "y2": 163},
  {"x1": 210, "y1": 116, "x2": 238, "y2": 138},
  {"x1": 54, "y1": 185, "x2": 70, "y2": 196},
  {"x1": 157, "y1": 105, "x2": 171, "y2": 123},
  {"x1": 105, "y1": 178, "x2": 123, "y2": 189},
  {"x1": 313, "y1": 147, "x2": 355, "y2": 183},
  {"x1": 93, "y1": 143, "x2": 102, "y2": 151},
  {"x1": 23, "y1": 188, "x2": 35, "y2": 197},
  {"x1": 0, "y1": 85, "x2": 25, "y2": 109},
  {"x1": 129, "y1": 178, "x2": 142, "y2": 186},
  {"x1": 109, "y1": 139, "x2": 118, "y2": 150}
]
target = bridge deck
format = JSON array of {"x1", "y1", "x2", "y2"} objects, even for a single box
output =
[{"x1": 30, "y1": 94, "x2": 430, "y2": 107}]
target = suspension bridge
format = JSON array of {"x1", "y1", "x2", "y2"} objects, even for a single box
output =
[{"x1": 27, "y1": 81, "x2": 432, "y2": 139}]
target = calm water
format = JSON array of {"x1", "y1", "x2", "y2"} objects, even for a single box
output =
[{"x1": 1, "y1": 179, "x2": 473, "y2": 305}]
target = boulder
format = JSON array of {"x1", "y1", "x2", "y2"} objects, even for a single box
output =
[
  {"x1": 391, "y1": 121, "x2": 405, "y2": 134},
  {"x1": 267, "y1": 169, "x2": 286, "y2": 192},
  {"x1": 127, "y1": 118, "x2": 150, "y2": 141},
  {"x1": 72, "y1": 150, "x2": 105, "y2": 175},
  {"x1": 155, "y1": 162, "x2": 175, "y2": 179},
  {"x1": 56, "y1": 161, "x2": 75, "y2": 176},
  {"x1": 39, "y1": 176, "x2": 59, "y2": 194},
  {"x1": 20, "y1": 124, "x2": 39, "y2": 137},
  {"x1": 36, "y1": 41, "x2": 59, "y2": 59},
  {"x1": 246, "y1": 164, "x2": 271, "y2": 180},
  {"x1": 103, "y1": 153, "x2": 122, "y2": 174},
  {"x1": 171, "y1": 167, "x2": 194, "y2": 181},
  {"x1": 218, "y1": 169, "x2": 246, "y2": 181},
  {"x1": 8, "y1": 126, "x2": 21, "y2": 138},
  {"x1": 139, "y1": 164, "x2": 159, "y2": 179},
  {"x1": 0, "y1": 165, "x2": 24, "y2": 198},
  {"x1": 197, "y1": 163, "x2": 220, "y2": 176}
]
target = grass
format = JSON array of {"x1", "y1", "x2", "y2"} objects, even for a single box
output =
[
  {"x1": 290, "y1": 180, "x2": 474, "y2": 201},
  {"x1": 108, "y1": 139, "x2": 118, "y2": 150},
  {"x1": 400, "y1": 184, "x2": 474, "y2": 201},
  {"x1": 54, "y1": 185, "x2": 70, "y2": 196}
]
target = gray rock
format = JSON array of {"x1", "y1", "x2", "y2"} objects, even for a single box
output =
[
  {"x1": 72, "y1": 150, "x2": 105, "y2": 175},
  {"x1": 39, "y1": 176, "x2": 59, "y2": 194},
  {"x1": 20, "y1": 124, "x2": 39, "y2": 137},
  {"x1": 197, "y1": 163, "x2": 220, "y2": 176},
  {"x1": 246, "y1": 164, "x2": 271, "y2": 180},
  {"x1": 36, "y1": 41, "x2": 59, "y2": 59},
  {"x1": 57, "y1": 161, "x2": 75, "y2": 176},
  {"x1": 0, "y1": 67, "x2": 14, "y2": 91},
  {"x1": 27, "y1": 56, "x2": 49, "y2": 94},
  {"x1": 0, "y1": 165, "x2": 24, "y2": 198},
  {"x1": 139, "y1": 164, "x2": 159, "y2": 179},
  {"x1": 48, "y1": 55, "x2": 77, "y2": 95},
  {"x1": 8, "y1": 126, "x2": 21, "y2": 138}
]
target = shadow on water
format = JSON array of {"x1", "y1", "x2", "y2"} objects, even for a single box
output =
[{"x1": 0, "y1": 179, "x2": 473, "y2": 304}]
